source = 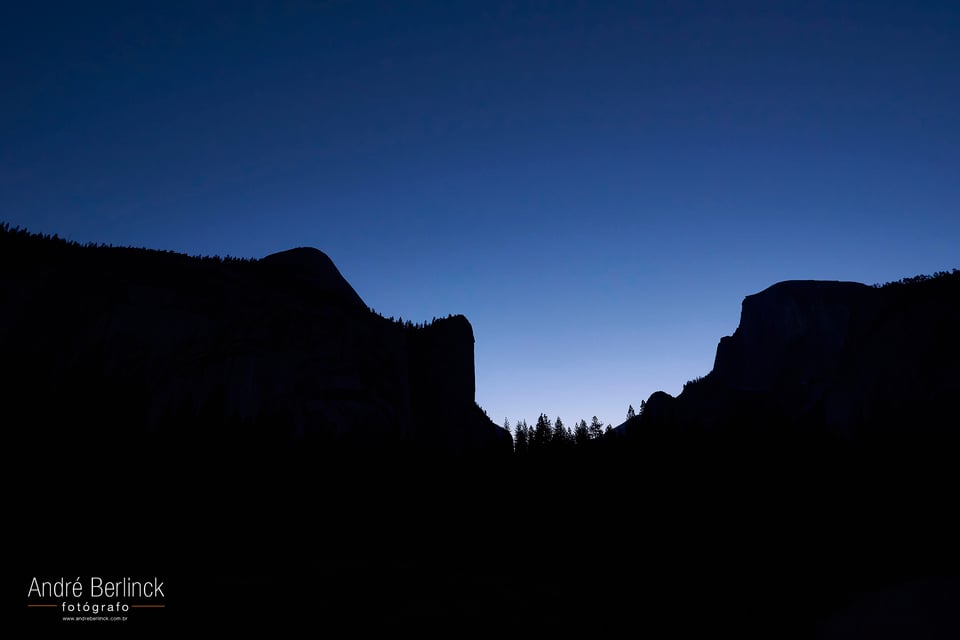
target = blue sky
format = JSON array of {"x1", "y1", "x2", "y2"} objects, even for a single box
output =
[{"x1": 3, "y1": 1, "x2": 958, "y2": 429}]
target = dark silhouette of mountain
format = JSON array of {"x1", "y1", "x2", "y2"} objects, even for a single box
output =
[
  {"x1": 608, "y1": 272, "x2": 960, "y2": 638},
  {"x1": 615, "y1": 273, "x2": 960, "y2": 440},
  {"x1": 260, "y1": 246, "x2": 367, "y2": 308},
  {"x1": 6, "y1": 223, "x2": 517, "y2": 632},
  {"x1": 10, "y1": 221, "x2": 959, "y2": 636},
  {"x1": 0, "y1": 223, "x2": 511, "y2": 458}
]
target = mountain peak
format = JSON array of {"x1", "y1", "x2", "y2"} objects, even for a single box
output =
[{"x1": 261, "y1": 247, "x2": 365, "y2": 308}]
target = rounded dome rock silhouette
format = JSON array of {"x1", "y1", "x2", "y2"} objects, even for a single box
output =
[{"x1": 261, "y1": 247, "x2": 366, "y2": 308}]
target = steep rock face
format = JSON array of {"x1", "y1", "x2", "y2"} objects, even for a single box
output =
[
  {"x1": 630, "y1": 274, "x2": 960, "y2": 438},
  {"x1": 408, "y1": 314, "x2": 476, "y2": 408},
  {"x1": 0, "y1": 228, "x2": 510, "y2": 456},
  {"x1": 713, "y1": 281, "x2": 875, "y2": 392}
]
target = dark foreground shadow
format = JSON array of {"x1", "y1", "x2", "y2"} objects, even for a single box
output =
[{"x1": 14, "y1": 431, "x2": 960, "y2": 637}]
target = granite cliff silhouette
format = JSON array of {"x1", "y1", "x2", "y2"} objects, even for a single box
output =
[
  {"x1": 9, "y1": 222, "x2": 960, "y2": 635},
  {"x1": 8, "y1": 223, "x2": 514, "y2": 632},
  {"x1": 616, "y1": 274, "x2": 960, "y2": 443},
  {"x1": 1, "y1": 225, "x2": 510, "y2": 459},
  {"x1": 605, "y1": 273, "x2": 960, "y2": 638}
]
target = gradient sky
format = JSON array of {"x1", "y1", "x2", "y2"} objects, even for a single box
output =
[{"x1": 3, "y1": 1, "x2": 958, "y2": 429}]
